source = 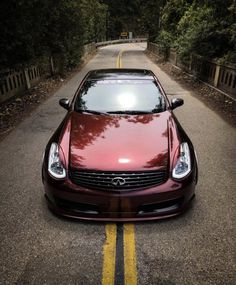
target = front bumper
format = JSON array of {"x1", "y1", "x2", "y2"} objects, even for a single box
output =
[{"x1": 43, "y1": 169, "x2": 196, "y2": 221}]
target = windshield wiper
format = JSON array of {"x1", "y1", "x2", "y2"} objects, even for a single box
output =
[
  {"x1": 107, "y1": 110, "x2": 154, "y2": 115},
  {"x1": 151, "y1": 108, "x2": 164, "y2": 113},
  {"x1": 77, "y1": 109, "x2": 163, "y2": 115},
  {"x1": 77, "y1": 109, "x2": 108, "y2": 115}
]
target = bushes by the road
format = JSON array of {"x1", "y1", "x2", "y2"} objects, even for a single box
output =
[
  {"x1": 154, "y1": 0, "x2": 236, "y2": 63},
  {"x1": 101, "y1": 0, "x2": 235, "y2": 63},
  {"x1": 0, "y1": 0, "x2": 108, "y2": 72},
  {"x1": 0, "y1": 0, "x2": 235, "y2": 71}
]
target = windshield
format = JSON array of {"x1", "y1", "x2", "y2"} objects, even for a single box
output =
[{"x1": 75, "y1": 79, "x2": 166, "y2": 113}]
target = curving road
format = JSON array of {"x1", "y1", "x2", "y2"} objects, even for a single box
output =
[{"x1": 0, "y1": 43, "x2": 235, "y2": 285}]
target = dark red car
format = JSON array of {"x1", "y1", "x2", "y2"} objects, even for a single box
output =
[{"x1": 42, "y1": 69, "x2": 198, "y2": 221}]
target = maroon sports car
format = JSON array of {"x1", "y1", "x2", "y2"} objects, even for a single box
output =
[{"x1": 42, "y1": 69, "x2": 198, "y2": 221}]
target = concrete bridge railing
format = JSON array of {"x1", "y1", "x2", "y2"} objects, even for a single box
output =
[
  {"x1": 0, "y1": 67, "x2": 42, "y2": 104},
  {"x1": 147, "y1": 42, "x2": 236, "y2": 99},
  {"x1": 0, "y1": 39, "x2": 147, "y2": 104},
  {"x1": 95, "y1": 38, "x2": 147, "y2": 47}
]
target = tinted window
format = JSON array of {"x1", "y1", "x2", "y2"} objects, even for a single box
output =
[{"x1": 75, "y1": 79, "x2": 165, "y2": 112}]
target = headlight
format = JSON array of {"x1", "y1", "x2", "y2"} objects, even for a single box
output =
[
  {"x1": 48, "y1": 143, "x2": 66, "y2": 179},
  {"x1": 172, "y1": 142, "x2": 191, "y2": 179}
]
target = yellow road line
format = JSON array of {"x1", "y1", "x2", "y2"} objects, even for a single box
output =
[
  {"x1": 117, "y1": 48, "x2": 137, "y2": 285},
  {"x1": 118, "y1": 49, "x2": 137, "y2": 284},
  {"x1": 102, "y1": 49, "x2": 137, "y2": 285},
  {"x1": 116, "y1": 53, "x2": 120, "y2": 68},
  {"x1": 102, "y1": 49, "x2": 124, "y2": 285},
  {"x1": 124, "y1": 224, "x2": 137, "y2": 285},
  {"x1": 116, "y1": 50, "x2": 124, "y2": 68},
  {"x1": 119, "y1": 50, "x2": 123, "y2": 68},
  {"x1": 102, "y1": 223, "x2": 117, "y2": 285}
]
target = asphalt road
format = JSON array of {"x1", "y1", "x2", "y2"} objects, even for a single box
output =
[{"x1": 0, "y1": 43, "x2": 235, "y2": 285}]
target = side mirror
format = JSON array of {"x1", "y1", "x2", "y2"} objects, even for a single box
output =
[
  {"x1": 171, "y1": 98, "x2": 184, "y2": 110},
  {"x1": 59, "y1": 98, "x2": 70, "y2": 110}
]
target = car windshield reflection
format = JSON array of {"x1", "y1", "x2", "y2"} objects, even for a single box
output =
[{"x1": 75, "y1": 79, "x2": 166, "y2": 113}]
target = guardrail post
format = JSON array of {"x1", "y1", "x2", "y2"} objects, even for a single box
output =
[
  {"x1": 189, "y1": 54, "x2": 193, "y2": 71},
  {"x1": 50, "y1": 56, "x2": 55, "y2": 75},
  {"x1": 214, "y1": 64, "x2": 220, "y2": 87},
  {"x1": 23, "y1": 68, "x2": 31, "y2": 89},
  {"x1": 174, "y1": 50, "x2": 177, "y2": 66}
]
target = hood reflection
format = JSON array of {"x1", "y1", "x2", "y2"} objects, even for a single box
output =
[{"x1": 69, "y1": 111, "x2": 170, "y2": 170}]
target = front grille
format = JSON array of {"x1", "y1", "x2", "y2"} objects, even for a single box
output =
[{"x1": 70, "y1": 169, "x2": 167, "y2": 191}]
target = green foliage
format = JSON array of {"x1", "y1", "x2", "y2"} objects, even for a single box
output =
[
  {"x1": 154, "y1": 0, "x2": 235, "y2": 62},
  {"x1": 138, "y1": 0, "x2": 166, "y2": 40},
  {"x1": 161, "y1": 0, "x2": 190, "y2": 35},
  {"x1": 0, "y1": 0, "x2": 235, "y2": 70},
  {"x1": 0, "y1": 0, "x2": 48, "y2": 68},
  {"x1": 43, "y1": 0, "x2": 85, "y2": 69},
  {"x1": 176, "y1": 5, "x2": 217, "y2": 58},
  {"x1": 225, "y1": 0, "x2": 236, "y2": 63},
  {"x1": 175, "y1": 3, "x2": 233, "y2": 60},
  {"x1": 0, "y1": 0, "x2": 107, "y2": 71},
  {"x1": 155, "y1": 30, "x2": 174, "y2": 59},
  {"x1": 80, "y1": 0, "x2": 107, "y2": 43},
  {"x1": 101, "y1": 0, "x2": 154, "y2": 39}
]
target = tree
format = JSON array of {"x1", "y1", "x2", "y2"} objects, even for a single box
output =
[
  {"x1": 0, "y1": 0, "x2": 48, "y2": 69},
  {"x1": 101, "y1": 0, "x2": 147, "y2": 39},
  {"x1": 0, "y1": 0, "x2": 108, "y2": 72},
  {"x1": 154, "y1": 0, "x2": 235, "y2": 62},
  {"x1": 80, "y1": 0, "x2": 108, "y2": 43},
  {"x1": 175, "y1": 1, "x2": 235, "y2": 60},
  {"x1": 42, "y1": 0, "x2": 85, "y2": 70},
  {"x1": 138, "y1": 0, "x2": 166, "y2": 40}
]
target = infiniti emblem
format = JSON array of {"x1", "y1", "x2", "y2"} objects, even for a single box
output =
[{"x1": 111, "y1": 177, "x2": 126, "y2": 186}]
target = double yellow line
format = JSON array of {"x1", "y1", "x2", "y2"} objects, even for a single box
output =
[
  {"x1": 102, "y1": 49, "x2": 137, "y2": 285},
  {"x1": 102, "y1": 223, "x2": 137, "y2": 285},
  {"x1": 116, "y1": 50, "x2": 124, "y2": 68},
  {"x1": 102, "y1": 224, "x2": 117, "y2": 284},
  {"x1": 123, "y1": 224, "x2": 137, "y2": 285}
]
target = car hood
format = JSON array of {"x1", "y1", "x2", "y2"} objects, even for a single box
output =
[{"x1": 68, "y1": 111, "x2": 174, "y2": 171}]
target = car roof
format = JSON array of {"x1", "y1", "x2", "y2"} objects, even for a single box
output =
[{"x1": 86, "y1": 68, "x2": 155, "y2": 81}]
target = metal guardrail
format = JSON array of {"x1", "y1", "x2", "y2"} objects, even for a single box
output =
[{"x1": 96, "y1": 38, "x2": 147, "y2": 47}]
